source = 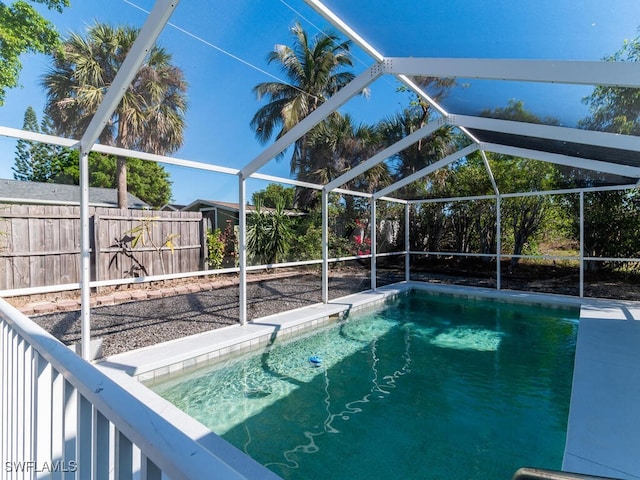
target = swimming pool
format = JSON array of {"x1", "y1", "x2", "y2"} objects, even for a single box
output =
[{"x1": 150, "y1": 291, "x2": 579, "y2": 480}]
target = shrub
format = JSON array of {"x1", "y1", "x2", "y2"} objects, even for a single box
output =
[{"x1": 206, "y1": 228, "x2": 225, "y2": 269}]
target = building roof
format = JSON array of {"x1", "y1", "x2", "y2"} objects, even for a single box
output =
[
  {"x1": 182, "y1": 199, "x2": 246, "y2": 212},
  {"x1": 160, "y1": 203, "x2": 187, "y2": 211},
  {"x1": 182, "y1": 199, "x2": 304, "y2": 216},
  {"x1": 0, "y1": 178, "x2": 149, "y2": 209}
]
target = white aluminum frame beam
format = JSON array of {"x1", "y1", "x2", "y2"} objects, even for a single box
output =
[
  {"x1": 449, "y1": 115, "x2": 640, "y2": 153},
  {"x1": 304, "y1": 0, "x2": 383, "y2": 62},
  {"x1": 482, "y1": 143, "x2": 640, "y2": 178},
  {"x1": 480, "y1": 150, "x2": 500, "y2": 195},
  {"x1": 324, "y1": 116, "x2": 447, "y2": 192},
  {"x1": 374, "y1": 144, "x2": 479, "y2": 200},
  {"x1": 303, "y1": 0, "x2": 485, "y2": 146},
  {"x1": 76, "y1": 0, "x2": 178, "y2": 360},
  {"x1": 241, "y1": 64, "x2": 384, "y2": 179},
  {"x1": 0, "y1": 126, "x2": 382, "y2": 203},
  {"x1": 409, "y1": 182, "x2": 638, "y2": 205},
  {"x1": 0, "y1": 126, "x2": 78, "y2": 148},
  {"x1": 383, "y1": 57, "x2": 640, "y2": 88}
]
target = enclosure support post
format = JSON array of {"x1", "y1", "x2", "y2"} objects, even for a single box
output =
[
  {"x1": 238, "y1": 176, "x2": 247, "y2": 325},
  {"x1": 370, "y1": 198, "x2": 377, "y2": 291},
  {"x1": 322, "y1": 189, "x2": 329, "y2": 304},
  {"x1": 579, "y1": 191, "x2": 584, "y2": 297},
  {"x1": 79, "y1": 149, "x2": 91, "y2": 360},
  {"x1": 405, "y1": 203, "x2": 410, "y2": 282},
  {"x1": 496, "y1": 195, "x2": 501, "y2": 291}
]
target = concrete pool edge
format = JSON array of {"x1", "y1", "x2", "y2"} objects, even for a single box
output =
[
  {"x1": 562, "y1": 302, "x2": 640, "y2": 479},
  {"x1": 96, "y1": 281, "x2": 640, "y2": 479}
]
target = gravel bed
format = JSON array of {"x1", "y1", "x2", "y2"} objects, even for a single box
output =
[{"x1": 33, "y1": 273, "x2": 372, "y2": 358}]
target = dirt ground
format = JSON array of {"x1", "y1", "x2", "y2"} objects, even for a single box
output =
[{"x1": 29, "y1": 269, "x2": 373, "y2": 357}]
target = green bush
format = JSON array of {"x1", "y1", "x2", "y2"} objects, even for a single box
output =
[
  {"x1": 206, "y1": 228, "x2": 225, "y2": 269},
  {"x1": 247, "y1": 198, "x2": 293, "y2": 265}
]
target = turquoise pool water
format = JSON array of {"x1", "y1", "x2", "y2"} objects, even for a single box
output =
[{"x1": 151, "y1": 291, "x2": 579, "y2": 480}]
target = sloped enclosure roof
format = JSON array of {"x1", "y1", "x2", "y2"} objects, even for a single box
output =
[{"x1": 0, "y1": 0, "x2": 639, "y2": 201}]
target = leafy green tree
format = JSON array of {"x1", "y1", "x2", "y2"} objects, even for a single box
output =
[
  {"x1": 13, "y1": 106, "x2": 70, "y2": 181},
  {"x1": 54, "y1": 150, "x2": 172, "y2": 208},
  {"x1": 579, "y1": 31, "x2": 640, "y2": 135},
  {"x1": 251, "y1": 21, "x2": 356, "y2": 178},
  {"x1": 252, "y1": 184, "x2": 295, "y2": 210},
  {"x1": 290, "y1": 210, "x2": 323, "y2": 260},
  {"x1": 568, "y1": 31, "x2": 640, "y2": 269},
  {"x1": 480, "y1": 102, "x2": 562, "y2": 266},
  {"x1": 0, "y1": 0, "x2": 68, "y2": 105},
  {"x1": 41, "y1": 22, "x2": 187, "y2": 208},
  {"x1": 13, "y1": 106, "x2": 46, "y2": 181},
  {"x1": 580, "y1": 191, "x2": 640, "y2": 269},
  {"x1": 480, "y1": 99, "x2": 559, "y2": 126},
  {"x1": 444, "y1": 155, "x2": 497, "y2": 256}
]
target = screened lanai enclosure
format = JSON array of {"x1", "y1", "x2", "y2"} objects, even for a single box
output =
[{"x1": 1, "y1": 0, "x2": 640, "y2": 478}]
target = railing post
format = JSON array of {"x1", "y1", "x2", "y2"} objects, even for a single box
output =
[
  {"x1": 35, "y1": 353, "x2": 53, "y2": 472},
  {"x1": 77, "y1": 394, "x2": 92, "y2": 478},
  {"x1": 51, "y1": 370, "x2": 64, "y2": 470},
  {"x1": 496, "y1": 195, "x2": 502, "y2": 291},
  {"x1": 79, "y1": 149, "x2": 92, "y2": 360},
  {"x1": 405, "y1": 203, "x2": 410, "y2": 282},
  {"x1": 116, "y1": 431, "x2": 133, "y2": 480},
  {"x1": 580, "y1": 191, "x2": 584, "y2": 298},
  {"x1": 63, "y1": 380, "x2": 78, "y2": 479},
  {"x1": 238, "y1": 175, "x2": 247, "y2": 325},
  {"x1": 322, "y1": 189, "x2": 329, "y2": 304},
  {"x1": 94, "y1": 410, "x2": 110, "y2": 479},
  {"x1": 371, "y1": 198, "x2": 377, "y2": 291},
  {"x1": 142, "y1": 455, "x2": 162, "y2": 480}
]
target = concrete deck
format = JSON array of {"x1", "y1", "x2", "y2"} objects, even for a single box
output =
[{"x1": 563, "y1": 301, "x2": 640, "y2": 479}]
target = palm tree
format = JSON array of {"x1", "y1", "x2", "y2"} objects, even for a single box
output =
[
  {"x1": 377, "y1": 107, "x2": 455, "y2": 199},
  {"x1": 41, "y1": 22, "x2": 187, "y2": 208},
  {"x1": 250, "y1": 21, "x2": 355, "y2": 177},
  {"x1": 304, "y1": 114, "x2": 390, "y2": 187}
]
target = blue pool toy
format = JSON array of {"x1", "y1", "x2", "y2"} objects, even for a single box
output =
[{"x1": 309, "y1": 355, "x2": 322, "y2": 366}]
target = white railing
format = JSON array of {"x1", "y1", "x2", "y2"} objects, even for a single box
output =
[{"x1": 0, "y1": 297, "x2": 279, "y2": 480}]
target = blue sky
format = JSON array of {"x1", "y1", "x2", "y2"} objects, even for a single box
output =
[{"x1": 0, "y1": 0, "x2": 638, "y2": 205}]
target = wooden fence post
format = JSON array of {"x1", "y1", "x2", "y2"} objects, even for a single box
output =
[
  {"x1": 200, "y1": 217, "x2": 208, "y2": 270},
  {"x1": 92, "y1": 212, "x2": 101, "y2": 288}
]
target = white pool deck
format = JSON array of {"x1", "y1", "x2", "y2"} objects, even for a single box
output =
[{"x1": 98, "y1": 282, "x2": 640, "y2": 479}]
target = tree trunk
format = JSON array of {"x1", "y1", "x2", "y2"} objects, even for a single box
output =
[{"x1": 116, "y1": 156, "x2": 128, "y2": 209}]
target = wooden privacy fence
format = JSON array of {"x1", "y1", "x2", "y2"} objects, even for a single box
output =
[{"x1": 0, "y1": 205, "x2": 205, "y2": 291}]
